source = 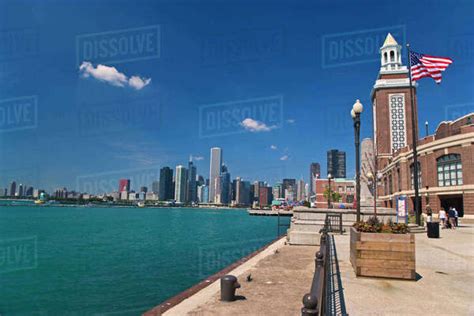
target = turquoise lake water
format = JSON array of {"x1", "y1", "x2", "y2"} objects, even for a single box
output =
[{"x1": 0, "y1": 206, "x2": 288, "y2": 315}]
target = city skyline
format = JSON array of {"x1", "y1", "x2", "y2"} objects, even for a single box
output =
[{"x1": 1, "y1": 144, "x2": 349, "y2": 197}]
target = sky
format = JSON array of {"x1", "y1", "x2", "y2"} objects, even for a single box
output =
[{"x1": 0, "y1": 0, "x2": 473, "y2": 193}]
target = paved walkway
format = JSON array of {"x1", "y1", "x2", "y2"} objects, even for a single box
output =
[
  {"x1": 163, "y1": 224, "x2": 474, "y2": 315},
  {"x1": 338, "y1": 224, "x2": 474, "y2": 315}
]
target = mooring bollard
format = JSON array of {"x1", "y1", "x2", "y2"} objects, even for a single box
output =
[{"x1": 220, "y1": 275, "x2": 240, "y2": 301}]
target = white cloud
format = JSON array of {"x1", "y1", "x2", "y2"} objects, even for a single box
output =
[
  {"x1": 192, "y1": 155, "x2": 204, "y2": 161},
  {"x1": 280, "y1": 155, "x2": 289, "y2": 161},
  {"x1": 79, "y1": 61, "x2": 151, "y2": 90},
  {"x1": 240, "y1": 118, "x2": 276, "y2": 132},
  {"x1": 270, "y1": 145, "x2": 277, "y2": 150},
  {"x1": 286, "y1": 119, "x2": 295, "y2": 124},
  {"x1": 128, "y1": 76, "x2": 151, "y2": 90}
]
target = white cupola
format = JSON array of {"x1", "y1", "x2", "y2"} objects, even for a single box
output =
[{"x1": 380, "y1": 33, "x2": 402, "y2": 71}]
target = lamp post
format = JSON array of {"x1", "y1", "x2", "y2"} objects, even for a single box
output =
[
  {"x1": 327, "y1": 173, "x2": 332, "y2": 209},
  {"x1": 425, "y1": 121, "x2": 429, "y2": 137},
  {"x1": 351, "y1": 99, "x2": 363, "y2": 222}
]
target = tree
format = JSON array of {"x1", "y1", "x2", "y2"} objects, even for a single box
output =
[{"x1": 323, "y1": 187, "x2": 341, "y2": 203}]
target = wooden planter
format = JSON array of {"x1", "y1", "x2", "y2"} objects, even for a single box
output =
[{"x1": 350, "y1": 227, "x2": 416, "y2": 280}]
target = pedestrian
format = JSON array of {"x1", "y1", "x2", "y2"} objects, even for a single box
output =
[
  {"x1": 453, "y1": 207, "x2": 459, "y2": 227},
  {"x1": 439, "y1": 208, "x2": 447, "y2": 228},
  {"x1": 448, "y1": 207, "x2": 456, "y2": 229}
]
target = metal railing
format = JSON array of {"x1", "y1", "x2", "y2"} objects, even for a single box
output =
[
  {"x1": 326, "y1": 213, "x2": 344, "y2": 234},
  {"x1": 301, "y1": 215, "x2": 347, "y2": 316}
]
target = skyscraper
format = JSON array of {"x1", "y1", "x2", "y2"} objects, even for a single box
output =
[
  {"x1": 118, "y1": 179, "x2": 130, "y2": 192},
  {"x1": 9, "y1": 181, "x2": 16, "y2": 197},
  {"x1": 297, "y1": 179, "x2": 305, "y2": 201},
  {"x1": 187, "y1": 158, "x2": 197, "y2": 203},
  {"x1": 282, "y1": 178, "x2": 296, "y2": 200},
  {"x1": 197, "y1": 184, "x2": 209, "y2": 203},
  {"x1": 309, "y1": 162, "x2": 321, "y2": 195},
  {"x1": 259, "y1": 186, "x2": 272, "y2": 207},
  {"x1": 272, "y1": 182, "x2": 283, "y2": 199},
  {"x1": 209, "y1": 147, "x2": 222, "y2": 203},
  {"x1": 219, "y1": 164, "x2": 231, "y2": 204},
  {"x1": 151, "y1": 181, "x2": 160, "y2": 194},
  {"x1": 159, "y1": 167, "x2": 173, "y2": 201},
  {"x1": 327, "y1": 149, "x2": 346, "y2": 178},
  {"x1": 174, "y1": 165, "x2": 188, "y2": 203}
]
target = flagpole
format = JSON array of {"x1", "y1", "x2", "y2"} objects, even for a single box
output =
[{"x1": 406, "y1": 43, "x2": 421, "y2": 226}]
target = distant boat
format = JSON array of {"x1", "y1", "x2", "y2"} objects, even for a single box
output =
[
  {"x1": 34, "y1": 199, "x2": 45, "y2": 205},
  {"x1": 137, "y1": 201, "x2": 145, "y2": 208}
]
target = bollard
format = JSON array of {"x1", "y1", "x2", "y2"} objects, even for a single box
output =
[
  {"x1": 220, "y1": 275, "x2": 241, "y2": 301},
  {"x1": 301, "y1": 293, "x2": 319, "y2": 316}
]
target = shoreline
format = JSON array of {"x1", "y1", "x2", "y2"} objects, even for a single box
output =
[{"x1": 143, "y1": 235, "x2": 287, "y2": 316}]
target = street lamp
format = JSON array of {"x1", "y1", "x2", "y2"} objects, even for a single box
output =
[
  {"x1": 327, "y1": 173, "x2": 332, "y2": 209},
  {"x1": 351, "y1": 99, "x2": 363, "y2": 222}
]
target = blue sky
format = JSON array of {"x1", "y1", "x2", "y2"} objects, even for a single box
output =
[{"x1": 0, "y1": 0, "x2": 473, "y2": 193}]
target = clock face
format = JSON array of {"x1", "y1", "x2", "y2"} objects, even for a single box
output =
[{"x1": 389, "y1": 94, "x2": 406, "y2": 152}]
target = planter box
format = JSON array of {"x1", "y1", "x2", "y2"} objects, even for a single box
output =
[{"x1": 350, "y1": 227, "x2": 416, "y2": 280}]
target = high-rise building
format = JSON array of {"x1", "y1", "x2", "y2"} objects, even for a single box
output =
[
  {"x1": 235, "y1": 177, "x2": 251, "y2": 206},
  {"x1": 197, "y1": 175, "x2": 205, "y2": 186},
  {"x1": 282, "y1": 178, "x2": 296, "y2": 200},
  {"x1": 219, "y1": 165, "x2": 231, "y2": 204},
  {"x1": 259, "y1": 186, "x2": 273, "y2": 207},
  {"x1": 174, "y1": 165, "x2": 188, "y2": 203},
  {"x1": 297, "y1": 179, "x2": 305, "y2": 201},
  {"x1": 118, "y1": 179, "x2": 130, "y2": 192},
  {"x1": 253, "y1": 181, "x2": 265, "y2": 202},
  {"x1": 18, "y1": 184, "x2": 24, "y2": 197},
  {"x1": 272, "y1": 182, "x2": 283, "y2": 199},
  {"x1": 309, "y1": 162, "x2": 321, "y2": 195},
  {"x1": 25, "y1": 186, "x2": 34, "y2": 197},
  {"x1": 209, "y1": 147, "x2": 222, "y2": 203},
  {"x1": 197, "y1": 184, "x2": 209, "y2": 203},
  {"x1": 9, "y1": 181, "x2": 16, "y2": 197},
  {"x1": 327, "y1": 149, "x2": 346, "y2": 178},
  {"x1": 159, "y1": 167, "x2": 174, "y2": 201},
  {"x1": 151, "y1": 181, "x2": 160, "y2": 194},
  {"x1": 187, "y1": 159, "x2": 197, "y2": 203},
  {"x1": 140, "y1": 186, "x2": 148, "y2": 193}
]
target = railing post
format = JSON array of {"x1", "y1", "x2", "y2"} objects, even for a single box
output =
[
  {"x1": 316, "y1": 251, "x2": 324, "y2": 268},
  {"x1": 301, "y1": 293, "x2": 319, "y2": 316}
]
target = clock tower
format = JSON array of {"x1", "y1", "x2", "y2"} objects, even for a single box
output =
[{"x1": 371, "y1": 33, "x2": 418, "y2": 170}]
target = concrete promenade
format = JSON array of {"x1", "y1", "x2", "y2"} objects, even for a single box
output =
[{"x1": 155, "y1": 224, "x2": 474, "y2": 315}]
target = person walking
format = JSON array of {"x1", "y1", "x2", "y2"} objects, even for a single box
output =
[
  {"x1": 448, "y1": 207, "x2": 456, "y2": 230},
  {"x1": 453, "y1": 207, "x2": 459, "y2": 227},
  {"x1": 439, "y1": 208, "x2": 447, "y2": 229}
]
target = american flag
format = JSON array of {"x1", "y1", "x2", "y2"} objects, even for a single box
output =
[{"x1": 409, "y1": 51, "x2": 453, "y2": 84}]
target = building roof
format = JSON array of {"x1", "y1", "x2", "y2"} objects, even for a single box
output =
[{"x1": 382, "y1": 33, "x2": 398, "y2": 47}]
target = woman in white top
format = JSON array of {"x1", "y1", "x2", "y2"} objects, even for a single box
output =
[{"x1": 439, "y1": 209, "x2": 447, "y2": 228}]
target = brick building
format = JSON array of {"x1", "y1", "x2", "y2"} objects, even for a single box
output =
[
  {"x1": 259, "y1": 186, "x2": 273, "y2": 207},
  {"x1": 371, "y1": 33, "x2": 474, "y2": 216},
  {"x1": 314, "y1": 178, "x2": 355, "y2": 208}
]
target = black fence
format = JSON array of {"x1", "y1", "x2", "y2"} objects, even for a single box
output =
[
  {"x1": 325, "y1": 213, "x2": 344, "y2": 234},
  {"x1": 301, "y1": 215, "x2": 347, "y2": 316}
]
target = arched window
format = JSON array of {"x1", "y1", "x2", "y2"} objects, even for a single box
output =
[
  {"x1": 410, "y1": 162, "x2": 422, "y2": 189},
  {"x1": 390, "y1": 51, "x2": 395, "y2": 62},
  {"x1": 384, "y1": 52, "x2": 388, "y2": 63},
  {"x1": 437, "y1": 154, "x2": 462, "y2": 186}
]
